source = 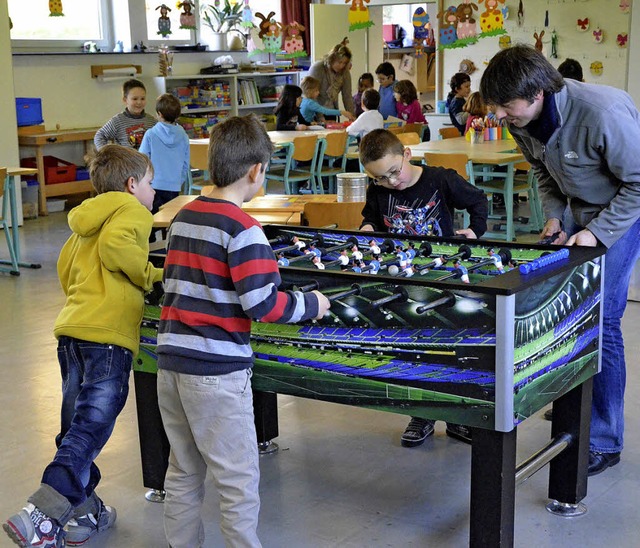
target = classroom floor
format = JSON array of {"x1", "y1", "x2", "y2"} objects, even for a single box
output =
[{"x1": 1, "y1": 210, "x2": 639, "y2": 548}]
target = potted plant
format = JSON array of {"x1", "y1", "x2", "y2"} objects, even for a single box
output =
[{"x1": 201, "y1": 0, "x2": 243, "y2": 50}]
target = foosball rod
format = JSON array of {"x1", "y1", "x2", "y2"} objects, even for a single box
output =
[
  {"x1": 415, "y1": 291, "x2": 456, "y2": 314},
  {"x1": 370, "y1": 286, "x2": 409, "y2": 308}
]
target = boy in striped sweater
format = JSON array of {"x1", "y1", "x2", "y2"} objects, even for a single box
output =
[
  {"x1": 94, "y1": 79, "x2": 156, "y2": 150},
  {"x1": 156, "y1": 114, "x2": 330, "y2": 548}
]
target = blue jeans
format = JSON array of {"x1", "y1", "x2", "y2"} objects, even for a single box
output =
[
  {"x1": 585, "y1": 218, "x2": 640, "y2": 453},
  {"x1": 40, "y1": 336, "x2": 132, "y2": 508}
]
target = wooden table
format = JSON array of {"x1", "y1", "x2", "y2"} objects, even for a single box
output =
[
  {"x1": 18, "y1": 128, "x2": 99, "y2": 215},
  {"x1": 153, "y1": 193, "x2": 340, "y2": 229},
  {"x1": 410, "y1": 137, "x2": 528, "y2": 241},
  {"x1": 2, "y1": 167, "x2": 41, "y2": 275}
]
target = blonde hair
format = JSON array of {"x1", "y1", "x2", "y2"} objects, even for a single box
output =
[
  {"x1": 324, "y1": 38, "x2": 352, "y2": 68},
  {"x1": 463, "y1": 92, "x2": 488, "y2": 117},
  {"x1": 301, "y1": 76, "x2": 320, "y2": 96}
]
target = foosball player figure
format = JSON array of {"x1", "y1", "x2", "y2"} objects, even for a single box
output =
[
  {"x1": 312, "y1": 255, "x2": 325, "y2": 269},
  {"x1": 368, "y1": 255, "x2": 381, "y2": 274},
  {"x1": 308, "y1": 241, "x2": 322, "y2": 258},
  {"x1": 351, "y1": 260, "x2": 365, "y2": 273},
  {"x1": 487, "y1": 247, "x2": 504, "y2": 273},
  {"x1": 369, "y1": 239, "x2": 381, "y2": 256},
  {"x1": 292, "y1": 235, "x2": 306, "y2": 251},
  {"x1": 396, "y1": 245, "x2": 408, "y2": 269},
  {"x1": 351, "y1": 244, "x2": 363, "y2": 262},
  {"x1": 452, "y1": 258, "x2": 470, "y2": 283},
  {"x1": 276, "y1": 251, "x2": 289, "y2": 267},
  {"x1": 406, "y1": 242, "x2": 417, "y2": 264},
  {"x1": 338, "y1": 248, "x2": 350, "y2": 267},
  {"x1": 401, "y1": 264, "x2": 416, "y2": 277}
]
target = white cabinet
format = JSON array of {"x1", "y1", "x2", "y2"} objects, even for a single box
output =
[{"x1": 155, "y1": 72, "x2": 300, "y2": 137}]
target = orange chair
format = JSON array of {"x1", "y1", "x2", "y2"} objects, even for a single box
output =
[
  {"x1": 265, "y1": 135, "x2": 322, "y2": 195},
  {"x1": 185, "y1": 142, "x2": 209, "y2": 194},
  {"x1": 396, "y1": 132, "x2": 421, "y2": 146},
  {"x1": 315, "y1": 131, "x2": 349, "y2": 194},
  {"x1": 303, "y1": 201, "x2": 364, "y2": 230},
  {"x1": 423, "y1": 152, "x2": 473, "y2": 181},
  {"x1": 439, "y1": 127, "x2": 461, "y2": 140}
]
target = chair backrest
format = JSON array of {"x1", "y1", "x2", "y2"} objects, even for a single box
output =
[
  {"x1": 424, "y1": 152, "x2": 471, "y2": 180},
  {"x1": 189, "y1": 142, "x2": 209, "y2": 170},
  {"x1": 439, "y1": 127, "x2": 460, "y2": 140},
  {"x1": 514, "y1": 160, "x2": 532, "y2": 171},
  {"x1": 387, "y1": 125, "x2": 404, "y2": 135},
  {"x1": 323, "y1": 131, "x2": 348, "y2": 158},
  {"x1": 292, "y1": 135, "x2": 319, "y2": 162},
  {"x1": 397, "y1": 132, "x2": 421, "y2": 146},
  {"x1": 0, "y1": 167, "x2": 6, "y2": 201},
  {"x1": 403, "y1": 123, "x2": 423, "y2": 135},
  {"x1": 303, "y1": 201, "x2": 364, "y2": 230}
]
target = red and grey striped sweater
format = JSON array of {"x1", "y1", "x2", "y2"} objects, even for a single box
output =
[{"x1": 157, "y1": 196, "x2": 319, "y2": 376}]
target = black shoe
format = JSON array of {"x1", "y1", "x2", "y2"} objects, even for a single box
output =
[
  {"x1": 401, "y1": 417, "x2": 435, "y2": 447},
  {"x1": 588, "y1": 451, "x2": 621, "y2": 476},
  {"x1": 543, "y1": 408, "x2": 553, "y2": 421},
  {"x1": 445, "y1": 423, "x2": 472, "y2": 444}
]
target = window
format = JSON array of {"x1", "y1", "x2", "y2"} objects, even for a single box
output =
[
  {"x1": 9, "y1": 0, "x2": 111, "y2": 48},
  {"x1": 144, "y1": 1, "x2": 193, "y2": 43}
]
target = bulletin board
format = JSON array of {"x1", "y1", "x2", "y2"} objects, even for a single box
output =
[{"x1": 439, "y1": 0, "x2": 632, "y2": 97}]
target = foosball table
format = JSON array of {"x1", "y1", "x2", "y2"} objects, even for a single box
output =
[{"x1": 135, "y1": 225, "x2": 605, "y2": 547}]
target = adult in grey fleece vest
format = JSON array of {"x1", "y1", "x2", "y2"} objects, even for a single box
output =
[{"x1": 481, "y1": 44, "x2": 640, "y2": 477}]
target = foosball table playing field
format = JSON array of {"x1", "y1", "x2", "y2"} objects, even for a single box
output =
[{"x1": 135, "y1": 225, "x2": 605, "y2": 547}]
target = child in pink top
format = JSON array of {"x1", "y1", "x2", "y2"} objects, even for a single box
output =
[{"x1": 393, "y1": 80, "x2": 426, "y2": 124}]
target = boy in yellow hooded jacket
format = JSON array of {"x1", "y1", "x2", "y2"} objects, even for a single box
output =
[{"x1": 3, "y1": 145, "x2": 163, "y2": 548}]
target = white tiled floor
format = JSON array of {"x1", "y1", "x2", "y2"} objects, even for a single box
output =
[{"x1": 1, "y1": 212, "x2": 638, "y2": 547}]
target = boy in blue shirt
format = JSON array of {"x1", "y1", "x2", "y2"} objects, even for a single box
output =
[
  {"x1": 375, "y1": 62, "x2": 397, "y2": 119},
  {"x1": 139, "y1": 93, "x2": 190, "y2": 241},
  {"x1": 299, "y1": 76, "x2": 354, "y2": 124}
]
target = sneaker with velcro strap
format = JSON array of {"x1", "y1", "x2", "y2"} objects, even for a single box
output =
[
  {"x1": 401, "y1": 417, "x2": 435, "y2": 447},
  {"x1": 65, "y1": 502, "x2": 116, "y2": 546},
  {"x1": 3, "y1": 503, "x2": 65, "y2": 548}
]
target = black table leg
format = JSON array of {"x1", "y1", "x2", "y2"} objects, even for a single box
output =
[
  {"x1": 470, "y1": 427, "x2": 517, "y2": 547},
  {"x1": 253, "y1": 390, "x2": 279, "y2": 445},
  {"x1": 548, "y1": 377, "x2": 592, "y2": 506}
]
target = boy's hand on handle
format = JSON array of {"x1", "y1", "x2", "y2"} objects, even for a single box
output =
[
  {"x1": 360, "y1": 224, "x2": 374, "y2": 232},
  {"x1": 455, "y1": 228, "x2": 476, "y2": 239},
  {"x1": 311, "y1": 290, "x2": 331, "y2": 319},
  {"x1": 540, "y1": 218, "x2": 567, "y2": 245}
]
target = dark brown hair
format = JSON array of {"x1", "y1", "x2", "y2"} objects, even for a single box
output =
[
  {"x1": 207, "y1": 114, "x2": 273, "y2": 188},
  {"x1": 87, "y1": 144, "x2": 152, "y2": 194},
  {"x1": 122, "y1": 78, "x2": 146, "y2": 98},
  {"x1": 362, "y1": 88, "x2": 380, "y2": 110},
  {"x1": 393, "y1": 80, "x2": 418, "y2": 104},
  {"x1": 155, "y1": 93, "x2": 182, "y2": 123},
  {"x1": 359, "y1": 129, "x2": 404, "y2": 165}
]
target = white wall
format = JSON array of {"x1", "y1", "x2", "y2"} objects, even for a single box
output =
[{"x1": 0, "y1": 0, "x2": 19, "y2": 167}]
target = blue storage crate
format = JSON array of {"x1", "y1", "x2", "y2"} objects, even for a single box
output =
[
  {"x1": 16, "y1": 98, "x2": 43, "y2": 127},
  {"x1": 76, "y1": 167, "x2": 90, "y2": 181}
]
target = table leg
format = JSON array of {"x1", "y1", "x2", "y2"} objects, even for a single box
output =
[
  {"x1": 504, "y1": 164, "x2": 515, "y2": 242},
  {"x1": 470, "y1": 427, "x2": 517, "y2": 547},
  {"x1": 1, "y1": 175, "x2": 20, "y2": 275},
  {"x1": 36, "y1": 148, "x2": 47, "y2": 216}
]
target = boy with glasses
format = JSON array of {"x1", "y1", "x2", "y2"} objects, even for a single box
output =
[{"x1": 359, "y1": 128, "x2": 488, "y2": 447}]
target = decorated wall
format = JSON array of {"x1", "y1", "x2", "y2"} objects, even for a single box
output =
[{"x1": 438, "y1": 0, "x2": 632, "y2": 98}]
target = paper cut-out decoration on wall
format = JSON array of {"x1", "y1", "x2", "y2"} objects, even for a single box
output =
[
  {"x1": 576, "y1": 18, "x2": 589, "y2": 32},
  {"x1": 533, "y1": 30, "x2": 544, "y2": 52},
  {"x1": 617, "y1": 33, "x2": 628, "y2": 47},
  {"x1": 281, "y1": 21, "x2": 307, "y2": 59},
  {"x1": 49, "y1": 0, "x2": 64, "y2": 16},
  {"x1": 177, "y1": 1, "x2": 196, "y2": 29},
  {"x1": 517, "y1": 0, "x2": 524, "y2": 26},
  {"x1": 456, "y1": 1, "x2": 478, "y2": 39},
  {"x1": 590, "y1": 60, "x2": 603, "y2": 76},
  {"x1": 619, "y1": 1, "x2": 631, "y2": 14},
  {"x1": 412, "y1": 7, "x2": 428, "y2": 56},
  {"x1": 156, "y1": 4, "x2": 172, "y2": 36},
  {"x1": 459, "y1": 59, "x2": 477, "y2": 74},
  {"x1": 551, "y1": 29, "x2": 558, "y2": 58},
  {"x1": 501, "y1": 6, "x2": 509, "y2": 20},
  {"x1": 346, "y1": 0, "x2": 375, "y2": 32},
  {"x1": 253, "y1": 11, "x2": 281, "y2": 53},
  {"x1": 592, "y1": 27, "x2": 603, "y2": 43},
  {"x1": 499, "y1": 34, "x2": 511, "y2": 49},
  {"x1": 241, "y1": 0, "x2": 253, "y2": 27},
  {"x1": 479, "y1": 0, "x2": 506, "y2": 33},
  {"x1": 438, "y1": 0, "x2": 505, "y2": 50}
]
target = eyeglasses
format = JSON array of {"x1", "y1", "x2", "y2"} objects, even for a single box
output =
[{"x1": 369, "y1": 155, "x2": 405, "y2": 186}]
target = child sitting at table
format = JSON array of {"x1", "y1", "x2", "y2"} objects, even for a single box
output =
[
  {"x1": 393, "y1": 80, "x2": 426, "y2": 124},
  {"x1": 446, "y1": 72, "x2": 471, "y2": 135},
  {"x1": 300, "y1": 76, "x2": 354, "y2": 125},
  {"x1": 347, "y1": 88, "x2": 384, "y2": 140},
  {"x1": 274, "y1": 84, "x2": 309, "y2": 131},
  {"x1": 359, "y1": 128, "x2": 488, "y2": 448},
  {"x1": 463, "y1": 92, "x2": 489, "y2": 135},
  {"x1": 353, "y1": 72, "x2": 374, "y2": 118}
]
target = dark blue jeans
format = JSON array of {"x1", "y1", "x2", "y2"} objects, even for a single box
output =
[{"x1": 41, "y1": 336, "x2": 132, "y2": 507}]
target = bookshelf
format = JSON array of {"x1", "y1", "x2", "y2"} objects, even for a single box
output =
[{"x1": 155, "y1": 71, "x2": 301, "y2": 138}]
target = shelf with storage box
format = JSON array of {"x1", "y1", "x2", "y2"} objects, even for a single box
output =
[
  {"x1": 155, "y1": 71, "x2": 301, "y2": 138},
  {"x1": 17, "y1": 128, "x2": 98, "y2": 216}
]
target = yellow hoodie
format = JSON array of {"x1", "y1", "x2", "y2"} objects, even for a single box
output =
[{"x1": 54, "y1": 192, "x2": 163, "y2": 354}]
